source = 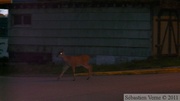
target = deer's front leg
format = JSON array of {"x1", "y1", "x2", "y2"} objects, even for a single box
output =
[{"x1": 57, "y1": 64, "x2": 70, "y2": 80}]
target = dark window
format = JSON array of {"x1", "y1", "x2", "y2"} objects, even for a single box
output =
[
  {"x1": 13, "y1": 14, "x2": 31, "y2": 26},
  {"x1": 23, "y1": 15, "x2": 31, "y2": 25},
  {"x1": 13, "y1": 14, "x2": 22, "y2": 25}
]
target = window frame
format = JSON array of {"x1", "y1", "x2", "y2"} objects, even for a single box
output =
[{"x1": 12, "y1": 14, "x2": 32, "y2": 27}]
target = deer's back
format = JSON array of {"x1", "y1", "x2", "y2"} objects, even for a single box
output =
[{"x1": 64, "y1": 55, "x2": 90, "y2": 66}]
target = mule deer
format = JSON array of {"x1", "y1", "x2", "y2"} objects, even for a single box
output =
[{"x1": 57, "y1": 50, "x2": 92, "y2": 81}]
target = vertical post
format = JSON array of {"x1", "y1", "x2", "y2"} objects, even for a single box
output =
[
  {"x1": 157, "y1": 11, "x2": 162, "y2": 56},
  {"x1": 168, "y1": 11, "x2": 172, "y2": 55},
  {"x1": 177, "y1": 11, "x2": 180, "y2": 56}
]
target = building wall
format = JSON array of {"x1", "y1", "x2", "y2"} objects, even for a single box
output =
[{"x1": 8, "y1": 7, "x2": 152, "y2": 64}]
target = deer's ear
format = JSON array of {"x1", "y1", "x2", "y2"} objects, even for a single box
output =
[{"x1": 61, "y1": 48, "x2": 64, "y2": 52}]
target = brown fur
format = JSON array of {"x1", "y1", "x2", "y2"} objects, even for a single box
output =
[{"x1": 58, "y1": 51, "x2": 92, "y2": 81}]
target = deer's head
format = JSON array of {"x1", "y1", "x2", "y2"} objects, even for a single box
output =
[{"x1": 58, "y1": 49, "x2": 64, "y2": 57}]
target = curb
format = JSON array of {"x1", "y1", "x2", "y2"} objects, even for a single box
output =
[
  {"x1": 5, "y1": 67, "x2": 180, "y2": 77},
  {"x1": 76, "y1": 67, "x2": 180, "y2": 76}
]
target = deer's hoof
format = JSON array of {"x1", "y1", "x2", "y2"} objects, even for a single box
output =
[
  {"x1": 87, "y1": 77, "x2": 90, "y2": 80},
  {"x1": 57, "y1": 77, "x2": 62, "y2": 81}
]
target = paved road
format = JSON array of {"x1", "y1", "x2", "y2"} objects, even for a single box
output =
[{"x1": 0, "y1": 73, "x2": 180, "y2": 101}]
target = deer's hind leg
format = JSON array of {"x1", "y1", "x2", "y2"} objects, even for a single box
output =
[{"x1": 83, "y1": 64, "x2": 92, "y2": 80}]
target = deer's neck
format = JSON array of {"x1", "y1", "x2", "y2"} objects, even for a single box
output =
[{"x1": 62, "y1": 55, "x2": 71, "y2": 62}]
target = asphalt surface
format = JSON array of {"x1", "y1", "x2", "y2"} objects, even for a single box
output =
[{"x1": 0, "y1": 73, "x2": 180, "y2": 101}]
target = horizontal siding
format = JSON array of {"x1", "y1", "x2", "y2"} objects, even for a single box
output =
[
  {"x1": 9, "y1": 37, "x2": 150, "y2": 47},
  {"x1": 11, "y1": 8, "x2": 150, "y2": 13},
  {"x1": 32, "y1": 20, "x2": 150, "y2": 29},
  {"x1": 9, "y1": 7, "x2": 151, "y2": 63},
  {"x1": 9, "y1": 45, "x2": 150, "y2": 57},
  {"x1": 9, "y1": 29, "x2": 150, "y2": 39},
  {"x1": 33, "y1": 13, "x2": 150, "y2": 21}
]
